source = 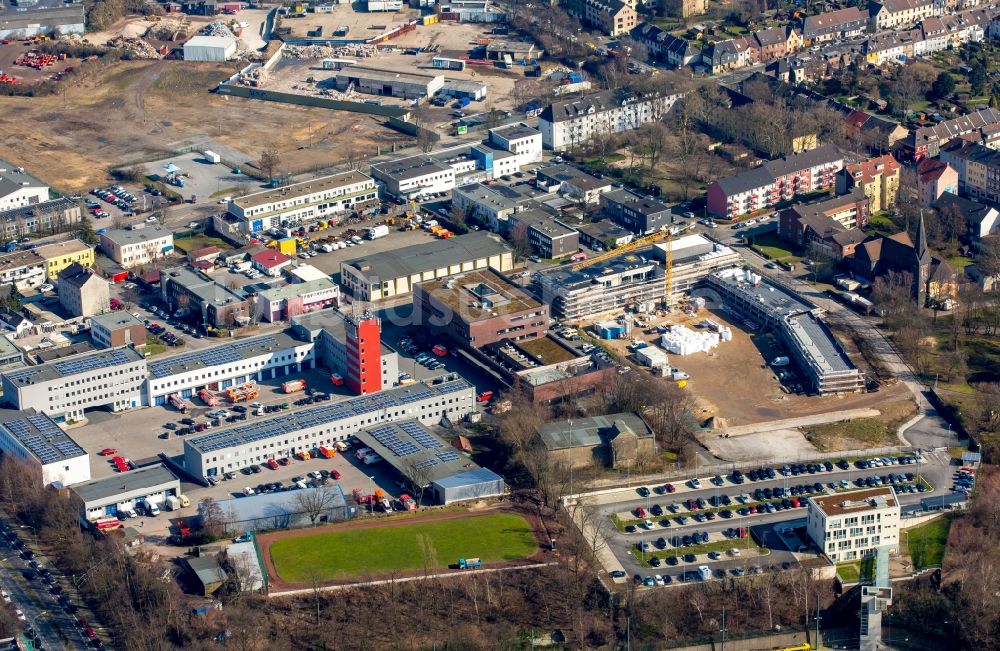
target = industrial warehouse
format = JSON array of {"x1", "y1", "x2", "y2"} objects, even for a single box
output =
[
  {"x1": 340, "y1": 231, "x2": 514, "y2": 301},
  {"x1": 354, "y1": 419, "x2": 505, "y2": 504}
]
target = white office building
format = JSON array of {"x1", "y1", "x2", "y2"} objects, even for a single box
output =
[
  {"x1": 146, "y1": 333, "x2": 315, "y2": 405},
  {"x1": 538, "y1": 89, "x2": 682, "y2": 151},
  {"x1": 183, "y1": 376, "x2": 475, "y2": 478},
  {"x1": 0, "y1": 164, "x2": 48, "y2": 212},
  {"x1": 99, "y1": 224, "x2": 175, "y2": 268},
  {"x1": 487, "y1": 123, "x2": 543, "y2": 164},
  {"x1": 72, "y1": 464, "x2": 181, "y2": 522},
  {"x1": 0, "y1": 409, "x2": 90, "y2": 487},
  {"x1": 0, "y1": 347, "x2": 147, "y2": 422},
  {"x1": 807, "y1": 487, "x2": 900, "y2": 562},
  {"x1": 227, "y1": 171, "x2": 378, "y2": 234},
  {"x1": 371, "y1": 155, "x2": 458, "y2": 200}
]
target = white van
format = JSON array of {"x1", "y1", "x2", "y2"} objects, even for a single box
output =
[{"x1": 145, "y1": 500, "x2": 161, "y2": 516}]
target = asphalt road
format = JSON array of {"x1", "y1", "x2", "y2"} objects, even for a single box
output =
[
  {"x1": 0, "y1": 520, "x2": 94, "y2": 650},
  {"x1": 597, "y1": 448, "x2": 956, "y2": 581}
]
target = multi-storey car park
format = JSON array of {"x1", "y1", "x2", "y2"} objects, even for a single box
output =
[
  {"x1": 706, "y1": 268, "x2": 865, "y2": 395},
  {"x1": 0, "y1": 408, "x2": 90, "y2": 486},
  {"x1": 0, "y1": 346, "x2": 147, "y2": 422},
  {"x1": 182, "y1": 376, "x2": 475, "y2": 478}
]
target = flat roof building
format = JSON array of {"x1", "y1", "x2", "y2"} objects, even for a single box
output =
[
  {"x1": 257, "y1": 277, "x2": 340, "y2": 323},
  {"x1": 206, "y1": 484, "x2": 351, "y2": 534},
  {"x1": 706, "y1": 268, "x2": 864, "y2": 394},
  {"x1": 340, "y1": 231, "x2": 514, "y2": 302},
  {"x1": 370, "y1": 155, "x2": 456, "y2": 199},
  {"x1": 535, "y1": 249, "x2": 664, "y2": 320},
  {"x1": 649, "y1": 234, "x2": 742, "y2": 300},
  {"x1": 183, "y1": 377, "x2": 475, "y2": 478},
  {"x1": 600, "y1": 188, "x2": 673, "y2": 234},
  {"x1": 183, "y1": 35, "x2": 237, "y2": 61},
  {"x1": 1, "y1": 346, "x2": 147, "y2": 422},
  {"x1": 807, "y1": 487, "x2": 899, "y2": 562},
  {"x1": 159, "y1": 266, "x2": 252, "y2": 328},
  {"x1": 413, "y1": 269, "x2": 549, "y2": 349},
  {"x1": 227, "y1": 171, "x2": 377, "y2": 233},
  {"x1": 146, "y1": 332, "x2": 315, "y2": 404},
  {"x1": 71, "y1": 463, "x2": 181, "y2": 522},
  {"x1": 574, "y1": 219, "x2": 635, "y2": 250},
  {"x1": 0, "y1": 198, "x2": 82, "y2": 242},
  {"x1": 89, "y1": 311, "x2": 147, "y2": 349},
  {"x1": 32, "y1": 238, "x2": 94, "y2": 281},
  {"x1": 335, "y1": 65, "x2": 445, "y2": 100},
  {"x1": 0, "y1": 408, "x2": 90, "y2": 487},
  {"x1": 508, "y1": 208, "x2": 580, "y2": 259},
  {"x1": 354, "y1": 419, "x2": 504, "y2": 504},
  {"x1": 99, "y1": 224, "x2": 174, "y2": 269}
]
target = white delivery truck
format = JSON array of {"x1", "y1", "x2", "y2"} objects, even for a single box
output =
[
  {"x1": 366, "y1": 225, "x2": 389, "y2": 239},
  {"x1": 165, "y1": 495, "x2": 181, "y2": 511},
  {"x1": 363, "y1": 453, "x2": 382, "y2": 465}
]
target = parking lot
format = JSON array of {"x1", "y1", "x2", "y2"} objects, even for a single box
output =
[
  {"x1": 589, "y1": 449, "x2": 957, "y2": 586},
  {"x1": 139, "y1": 151, "x2": 258, "y2": 206}
]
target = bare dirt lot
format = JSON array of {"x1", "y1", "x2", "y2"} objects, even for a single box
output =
[
  {"x1": 0, "y1": 59, "x2": 413, "y2": 192},
  {"x1": 597, "y1": 307, "x2": 912, "y2": 427}
]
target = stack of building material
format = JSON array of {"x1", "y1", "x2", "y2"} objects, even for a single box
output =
[
  {"x1": 660, "y1": 325, "x2": 720, "y2": 356},
  {"x1": 698, "y1": 319, "x2": 732, "y2": 342},
  {"x1": 105, "y1": 36, "x2": 163, "y2": 59},
  {"x1": 202, "y1": 20, "x2": 237, "y2": 38}
]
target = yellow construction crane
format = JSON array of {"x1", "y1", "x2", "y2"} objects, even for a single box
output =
[{"x1": 571, "y1": 227, "x2": 676, "y2": 310}]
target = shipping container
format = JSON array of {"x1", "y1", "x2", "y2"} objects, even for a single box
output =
[
  {"x1": 203, "y1": 150, "x2": 221, "y2": 164},
  {"x1": 432, "y1": 56, "x2": 466, "y2": 71}
]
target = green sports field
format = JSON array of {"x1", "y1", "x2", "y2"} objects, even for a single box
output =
[{"x1": 268, "y1": 513, "x2": 539, "y2": 583}]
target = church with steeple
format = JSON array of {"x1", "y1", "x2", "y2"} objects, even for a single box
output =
[{"x1": 852, "y1": 211, "x2": 958, "y2": 306}]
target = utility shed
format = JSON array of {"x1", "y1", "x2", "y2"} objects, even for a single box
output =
[
  {"x1": 186, "y1": 555, "x2": 227, "y2": 596},
  {"x1": 184, "y1": 35, "x2": 238, "y2": 61},
  {"x1": 431, "y1": 467, "x2": 505, "y2": 504}
]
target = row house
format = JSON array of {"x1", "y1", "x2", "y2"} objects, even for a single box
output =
[
  {"x1": 868, "y1": 0, "x2": 941, "y2": 31},
  {"x1": 864, "y1": 28, "x2": 922, "y2": 65},
  {"x1": 839, "y1": 153, "x2": 902, "y2": 213},
  {"x1": 705, "y1": 26, "x2": 802, "y2": 73},
  {"x1": 897, "y1": 107, "x2": 1000, "y2": 160},
  {"x1": 706, "y1": 145, "x2": 844, "y2": 218},
  {"x1": 630, "y1": 23, "x2": 700, "y2": 68},
  {"x1": 802, "y1": 6, "x2": 869, "y2": 43}
]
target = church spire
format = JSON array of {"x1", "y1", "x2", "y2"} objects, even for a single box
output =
[{"x1": 915, "y1": 210, "x2": 931, "y2": 265}]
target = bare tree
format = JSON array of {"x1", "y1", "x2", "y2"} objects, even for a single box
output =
[
  {"x1": 199, "y1": 496, "x2": 226, "y2": 538},
  {"x1": 257, "y1": 145, "x2": 281, "y2": 181},
  {"x1": 293, "y1": 485, "x2": 340, "y2": 525}
]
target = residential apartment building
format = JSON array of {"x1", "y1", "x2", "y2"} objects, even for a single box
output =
[
  {"x1": 508, "y1": 208, "x2": 580, "y2": 259},
  {"x1": 630, "y1": 23, "x2": 700, "y2": 68},
  {"x1": 869, "y1": 0, "x2": 939, "y2": 31},
  {"x1": 807, "y1": 487, "x2": 900, "y2": 561},
  {"x1": 0, "y1": 346, "x2": 147, "y2": 422},
  {"x1": 600, "y1": 188, "x2": 672, "y2": 234},
  {"x1": 663, "y1": 0, "x2": 703, "y2": 18},
  {"x1": 567, "y1": 0, "x2": 637, "y2": 36},
  {"x1": 413, "y1": 269, "x2": 549, "y2": 348},
  {"x1": 34, "y1": 239, "x2": 94, "y2": 281},
  {"x1": 182, "y1": 377, "x2": 475, "y2": 478},
  {"x1": 89, "y1": 311, "x2": 147, "y2": 349},
  {"x1": 227, "y1": 171, "x2": 378, "y2": 234},
  {"x1": 706, "y1": 145, "x2": 845, "y2": 218},
  {"x1": 0, "y1": 249, "x2": 47, "y2": 291},
  {"x1": 535, "y1": 251, "x2": 665, "y2": 320},
  {"x1": 99, "y1": 225, "x2": 174, "y2": 269},
  {"x1": 538, "y1": 88, "x2": 682, "y2": 150},
  {"x1": 840, "y1": 153, "x2": 902, "y2": 213},
  {"x1": 802, "y1": 6, "x2": 869, "y2": 42},
  {"x1": 0, "y1": 198, "x2": 81, "y2": 241},
  {"x1": 940, "y1": 139, "x2": 1000, "y2": 204},
  {"x1": 0, "y1": 164, "x2": 48, "y2": 212},
  {"x1": 257, "y1": 277, "x2": 340, "y2": 322},
  {"x1": 917, "y1": 158, "x2": 958, "y2": 206},
  {"x1": 897, "y1": 107, "x2": 1000, "y2": 160},
  {"x1": 57, "y1": 263, "x2": 109, "y2": 318},
  {"x1": 159, "y1": 267, "x2": 252, "y2": 328},
  {"x1": 778, "y1": 189, "x2": 870, "y2": 259}
]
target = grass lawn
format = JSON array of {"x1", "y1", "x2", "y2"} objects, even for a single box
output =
[
  {"x1": 144, "y1": 335, "x2": 166, "y2": 357},
  {"x1": 836, "y1": 563, "x2": 860, "y2": 582},
  {"x1": 173, "y1": 235, "x2": 233, "y2": 254},
  {"x1": 269, "y1": 513, "x2": 538, "y2": 582},
  {"x1": 946, "y1": 255, "x2": 974, "y2": 272},
  {"x1": 750, "y1": 233, "x2": 797, "y2": 261},
  {"x1": 904, "y1": 517, "x2": 951, "y2": 569}
]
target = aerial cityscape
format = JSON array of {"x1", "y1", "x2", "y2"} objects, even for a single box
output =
[{"x1": 0, "y1": 0, "x2": 995, "y2": 647}]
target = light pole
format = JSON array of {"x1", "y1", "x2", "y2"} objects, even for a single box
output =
[{"x1": 368, "y1": 476, "x2": 375, "y2": 514}]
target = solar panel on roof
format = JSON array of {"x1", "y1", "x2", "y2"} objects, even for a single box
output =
[
  {"x1": 436, "y1": 450, "x2": 460, "y2": 463},
  {"x1": 53, "y1": 349, "x2": 134, "y2": 376},
  {"x1": 412, "y1": 458, "x2": 438, "y2": 470}
]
